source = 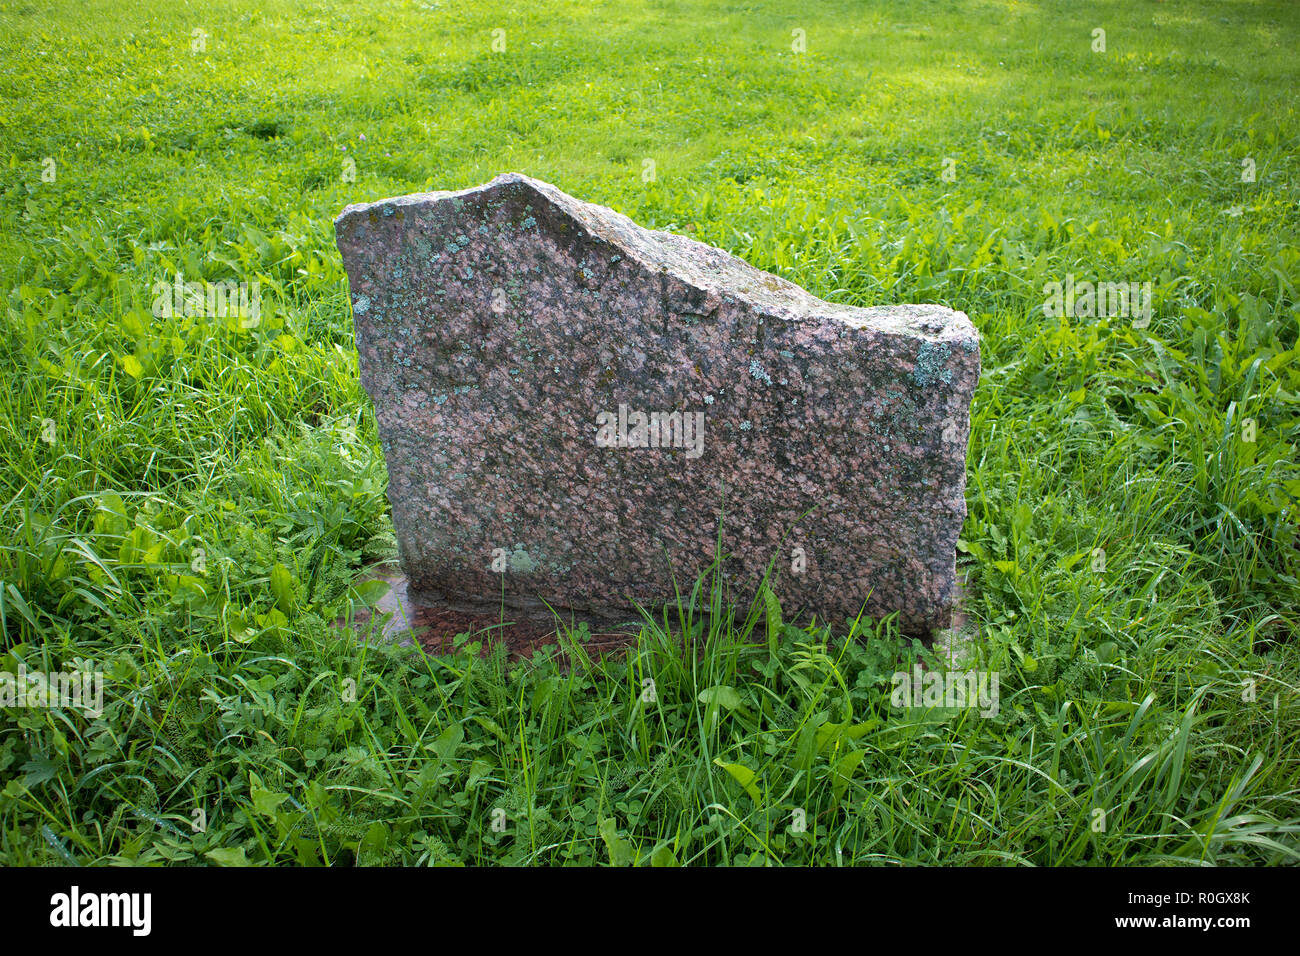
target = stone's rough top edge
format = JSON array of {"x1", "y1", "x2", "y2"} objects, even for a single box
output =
[
  {"x1": 334, "y1": 174, "x2": 517, "y2": 228},
  {"x1": 335, "y1": 173, "x2": 980, "y2": 348}
]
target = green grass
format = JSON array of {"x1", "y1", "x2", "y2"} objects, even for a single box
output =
[{"x1": 1, "y1": 0, "x2": 1298, "y2": 865}]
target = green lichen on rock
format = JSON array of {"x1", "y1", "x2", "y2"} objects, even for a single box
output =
[
  {"x1": 509, "y1": 547, "x2": 537, "y2": 573},
  {"x1": 911, "y1": 341, "x2": 953, "y2": 388}
]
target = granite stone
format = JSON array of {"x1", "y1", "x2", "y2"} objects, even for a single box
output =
[{"x1": 335, "y1": 173, "x2": 979, "y2": 633}]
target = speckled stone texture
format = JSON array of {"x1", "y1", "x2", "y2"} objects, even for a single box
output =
[{"x1": 336, "y1": 173, "x2": 979, "y2": 634}]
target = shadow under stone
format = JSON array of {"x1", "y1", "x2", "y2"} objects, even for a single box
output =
[{"x1": 337, "y1": 560, "x2": 978, "y2": 665}]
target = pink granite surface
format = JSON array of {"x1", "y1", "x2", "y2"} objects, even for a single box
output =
[{"x1": 335, "y1": 173, "x2": 978, "y2": 633}]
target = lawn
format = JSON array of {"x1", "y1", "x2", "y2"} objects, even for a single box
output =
[{"x1": 1, "y1": 0, "x2": 1298, "y2": 865}]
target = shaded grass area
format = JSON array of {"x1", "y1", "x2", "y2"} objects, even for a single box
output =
[{"x1": 0, "y1": 0, "x2": 1297, "y2": 864}]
